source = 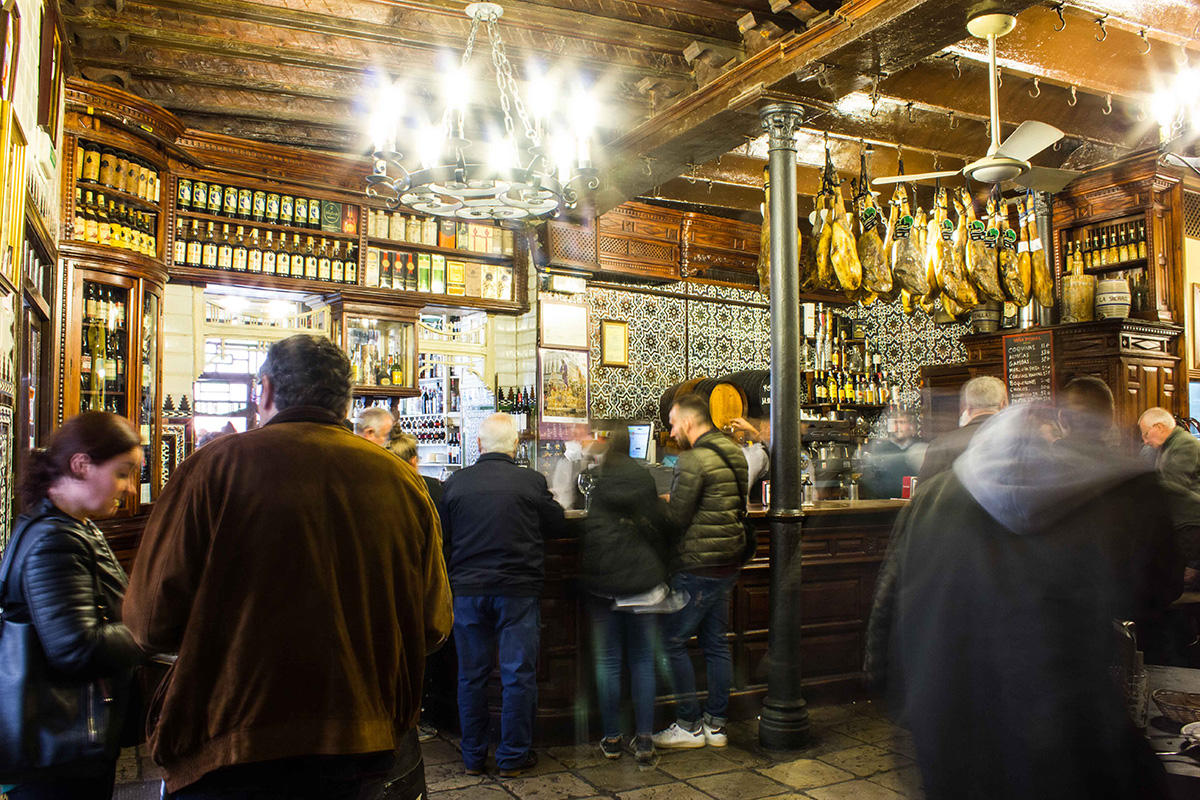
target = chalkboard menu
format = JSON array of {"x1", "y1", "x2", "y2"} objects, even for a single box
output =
[{"x1": 1003, "y1": 330, "x2": 1055, "y2": 403}]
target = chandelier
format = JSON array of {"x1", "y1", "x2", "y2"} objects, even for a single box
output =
[{"x1": 365, "y1": 3, "x2": 598, "y2": 221}]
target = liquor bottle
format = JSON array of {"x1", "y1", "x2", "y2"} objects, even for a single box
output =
[
  {"x1": 330, "y1": 242, "x2": 344, "y2": 283},
  {"x1": 186, "y1": 220, "x2": 203, "y2": 267},
  {"x1": 345, "y1": 244, "x2": 358, "y2": 284},
  {"x1": 114, "y1": 154, "x2": 128, "y2": 193},
  {"x1": 1106, "y1": 228, "x2": 1119, "y2": 264},
  {"x1": 201, "y1": 222, "x2": 219, "y2": 269},
  {"x1": 291, "y1": 234, "x2": 305, "y2": 278},
  {"x1": 308, "y1": 198, "x2": 322, "y2": 229},
  {"x1": 391, "y1": 356, "x2": 404, "y2": 386},
  {"x1": 252, "y1": 190, "x2": 267, "y2": 223},
  {"x1": 406, "y1": 215, "x2": 421, "y2": 243},
  {"x1": 73, "y1": 187, "x2": 86, "y2": 240},
  {"x1": 177, "y1": 177, "x2": 193, "y2": 211},
  {"x1": 110, "y1": 202, "x2": 126, "y2": 250},
  {"x1": 280, "y1": 194, "x2": 294, "y2": 226},
  {"x1": 276, "y1": 234, "x2": 291, "y2": 276},
  {"x1": 317, "y1": 238, "x2": 332, "y2": 281},
  {"x1": 232, "y1": 226, "x2": 248, "y2": 271},
  {"x1": 222, "y1": 183, "x2": 239, "y2": 217},
  {"x1": 86, "y1": 312, "x2": 106, "y2": 411},
  {"x1": 303, "y1": 236, "x2": 318, "y2": 279},
  {"x1": 208, "y1": 183, "x2": 224, "y2": 215},
  {"x1": 247, "y1": 229, "x2": 263, "y2": 273},
  {"x1": 1118, "y1": 226, "x2": 1130, "y2": 263},
  {"x1": 95, "y1": 194, "x2": 112, "y2": 246},
  {"x1": 266, "y1": 193, "x2": 280, "y2": 225},
  {"x1": 98, "y1": 147, "x2": 116, "y2": 187},
  {"x1": 81, "y1": 141, "x2": 102, "y2": 183},
  {"x1": 262, "y1": 231, "x2": 277, "y2": 275},
  {"x1": 217, "y1": 224, "x2": 234, "y2": 270},
  {"x1": 193, "y1": 181, "x2": 208, "y2": 213},
  {"x1": 238, "y1": 188, "x2": 253, "y2": 220},
  {"x1": 1138, "y1": 223, "x2": 1147, "y2": 259},
  {"x1": 81, "y1": 191, "x2": 98, "y2": 244},
  {"x1": 137, "y1": 212, "x2": 152, "y2": 256},
  {"x1": 294, "y1": 198, "x2": 308, "y2": 230},
  {"x1": 826, "y1": 370, "x2": 838, "y2": 405}
]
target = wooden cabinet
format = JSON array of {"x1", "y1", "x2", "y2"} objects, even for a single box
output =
[
  {"x1": 327, "y1": 292, "x2": 420, "y2": 403},
  {"x1": 597, "y1": 201, "x2": 681, "y2": 282},
  {"x1": 959, "y1": 319, "x2": 1184, "y2": 447},
  {"x1": 680, "y1": 211, "x2": 759, "y2": 285}
]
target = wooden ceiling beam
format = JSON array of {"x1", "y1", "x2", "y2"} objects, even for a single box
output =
[
  {"x1": 946, "y1": 5, "x2": 1198, "y2": 102},
  {"x1": 1056, "y1": 1, "x2": 1200, "y2": 49},
  {"x1": 596, "y1": 0, "x2": 1039, "y2": 214},
  {"x1": 174, "y1": 112, "x2": 361, "y2": 151}
]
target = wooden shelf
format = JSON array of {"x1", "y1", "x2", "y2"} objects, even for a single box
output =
[
  {"x1": 170, "y1": 264, "x2": 355, "y2": 293},
  {"x1": 801, "y1": 403, "x2": 887, "y2": 411},
  {"x1": 352, "y1": 385, "x2": 420, "y2": 398},
  {"x1": 78, "y1": 182, "x2": 160, "y2": 214},
  {"x1": 1084, "y1": 257, "x2": 1148, "y2": 275},
  {"x1": 176, "y1": 208, "x2": 359, "y2": 241},
  {"x1": 366, "y1": 236, "x2": 512, "y2": 264}
]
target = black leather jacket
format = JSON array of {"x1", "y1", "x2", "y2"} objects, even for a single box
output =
[{"x1": 0, "y1": 499, "x2": 143, "y2": 752}]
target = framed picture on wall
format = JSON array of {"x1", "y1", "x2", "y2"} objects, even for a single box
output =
[
  {"x1": 539, "y1": 299, "x2": 589, "y2": 351},
  {"x1": 0, "y1": 1, "x2": 19, "y2": 104},
  {"x1": 539, "y1": 348, "x2": 589, "y2": 424},
  {"x1": 600, "y1": 319, "x2": 629, "y2": 367},
  {"x1": 37, "y1": 1, "x2": 61, "y2": 144}
]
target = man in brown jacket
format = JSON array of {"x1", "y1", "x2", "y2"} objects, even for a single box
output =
[{"x1": 124, "y1": 334, "x2": 453, "y2": 798}]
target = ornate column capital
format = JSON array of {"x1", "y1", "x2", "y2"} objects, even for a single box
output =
[{"x1": 759, "y1": 103, "x2": 805, "y2": 151}]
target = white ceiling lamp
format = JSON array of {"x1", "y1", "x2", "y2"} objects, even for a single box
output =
[{"x1": 366, "y1": 3, "x2": 598, "y2": 221}]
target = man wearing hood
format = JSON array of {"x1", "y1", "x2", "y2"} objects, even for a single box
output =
[{"x1": 866, "y1": 402, "x2": 1181, "y2": 800}]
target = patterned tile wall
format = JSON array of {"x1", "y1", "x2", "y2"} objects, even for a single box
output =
[{"x1": 559, "y1": 279, "x2": 969, "y2": 433}]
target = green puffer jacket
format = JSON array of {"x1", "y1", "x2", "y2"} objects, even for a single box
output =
[{"x1": 666, "y1": 429, "x2": 749, "y2": 571}]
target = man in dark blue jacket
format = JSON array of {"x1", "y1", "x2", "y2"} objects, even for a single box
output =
[{"x1": 438, "y1": 412, "x2": 566, "y2": 778}]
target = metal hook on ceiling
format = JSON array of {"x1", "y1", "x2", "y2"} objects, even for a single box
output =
[
  {"x1": 996, "y1": 65, "x2": 1003, "y2": 88},
  {"x1": 685, "y1": 162, "x2": 698, "y2": 184},
  {"x1": 948, "y1": 110, "x2": 959, "y2": 129},
  {"x1": 1053, "y1": 140, "x2": 1062, "y2": 152},
  {"x1": 641, "y1": 155, "x2": 655, "y2": 176},
  {"x1": 1102, "y1": 94, "x2": 1113, "y2": 115},
  {"x1": 706, "y1": 178, "x2": 714, "y2": 195},
  {"x1": 952, "y1": 55, "x2": 961, "y2": 79},
  {"x1": 1068, "y1": 85, "x2": 1078, "y2": 106},
  {"x1": 816, "y1": 62, "x2": 832, "y2": 90},
  {"x1": 906, "y1": 101, "x2": 916, "y2": 123},
  {"x1": 1138, "y1": 29, "x2": 1151, "y2": 55},
  {"x1": 1029, "y1": 77, "x2": 1041, "y2": 98},
  {"x1": 869, "y1": 75, "x2": 881, "y2": 117},
  {"x1": 1095, "y1": 14, "x2": 1108, "y2": 42},
  {"x1": 1053, "y1": 3, "x2": 1066, "y2": 32}
]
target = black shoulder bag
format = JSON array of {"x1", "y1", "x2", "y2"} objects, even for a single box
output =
[
  {"x1": 697, "y1": 442, "x2": 759, "y2": 565},
  {"x1": 0, "y1": 513, "x2": 114, "y2": 783}
]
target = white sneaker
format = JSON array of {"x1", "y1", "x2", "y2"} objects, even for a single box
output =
[
  {"x1": 651, "y1": 722, "x2": 705, "y2": 750},
  {"x1": 702, "y1": 722, "x2": 728, "y2": 747}
]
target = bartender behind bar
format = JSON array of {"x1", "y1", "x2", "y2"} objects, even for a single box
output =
[{"x1": 861, "y1": 409, "x2": 926, "y2": 499}]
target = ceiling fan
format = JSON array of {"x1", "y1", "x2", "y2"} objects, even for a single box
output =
[{"x1": 873, "y1": 12, "x2": 1081, "y2": 193}]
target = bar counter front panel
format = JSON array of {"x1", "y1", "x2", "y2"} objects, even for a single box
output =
[{"x1": 427, "y1": 499, "x2": 904, "y2": 742}]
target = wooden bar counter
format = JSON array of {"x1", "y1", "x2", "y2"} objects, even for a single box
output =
[{"x1": 428, "y1": 499, "x2": 905, "y2": 743}]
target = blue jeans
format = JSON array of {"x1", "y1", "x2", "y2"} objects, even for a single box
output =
[
  {"x1": 662, "y1": 571, "x2": 739, "y2": 727},
  {"x1": 586, "y1": 594, "x2": 659, "y2": 738},
  {"x1": 453, "y1": 595, "x2": 540, "y2": 770}
]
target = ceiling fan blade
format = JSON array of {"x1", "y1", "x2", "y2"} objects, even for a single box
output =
[
  {"x1": 872, "y1": 170, "x2": 961, "y2": 186},
  {"x1": 994, "y1": 120, "x2": 1064, "y2": 161},
  {"x1": 1013, "y1": 166, "x2": 1081, "y2": 193}
]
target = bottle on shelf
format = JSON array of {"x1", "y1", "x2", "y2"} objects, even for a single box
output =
[
  {"x1": 295, "y1": 198, "x2": 308, "y2": 230},
  {"x1": 232, "y1": 226, "x2": 249, "y2": 271},
  {"x1": 248, "y1": 229, "x2": 263, "y2": 273},
  {"x1": 177, "y1": 177, "x2": 193, "y2": 211},
  {"x1": 253, "y1": 190, "x2": 267, "y2": 223},
  {"x1": 217, "y1": 223, "x2": 234, "y2": 270},
  {"x1": 303, "y1": 236, "x2": 318, "y2": 280},
  {"x1": 186, "y1": 220, "x2": 203, "y2": 267},
  {"x1": 81, "y1": 141, "x2": 101, "y2": 183},
  {"x1": 345, "y1": 244, "x2": 359, "y2": 284},
  {"x1": 201, "y1": 222, "x2": 219, "y2": 269},
  {"x1": 208, "y1": 183, "x2": 224, "y2": 215},
  {"x1": 276, "y1": 232, "x2": 291, "y2": 276},
  {"x1": 1138, "y1": 222, "x2": 1147, "y2": 259},
  {"x1": 73, "y1": 187, "x2": 86, "y2": 240},
  {"x1": 193, "y1": 181, "x2": 208, "y2": 213},
  {"x1": 280, "y1": 194, "x2": 294, "y2": 226},
  {"x1": 98, "y1": 147, "x2": 116, "y2": 187},
  {"x1": 291, "y1": 234, "x2": 305, "y2": 278},
  {"x1": 262, "y1": 231, "x2": 277, "y2": 274},
  {"x1": 317, "y1": 238, "x2": 332, "y2": 281},
  {"x1": 266, "y1": 193, "x2": 280, "y2": 225},
  {"x1": 331, "y1": 241, "x2": 345, "y2": 283},
  {"x1": 238, "y1": 188, "x2": 253, "y2": 220}
]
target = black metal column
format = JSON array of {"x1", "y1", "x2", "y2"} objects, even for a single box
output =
[{"x1": 757, "y1": 102, "x2": 810, "y2": 751}]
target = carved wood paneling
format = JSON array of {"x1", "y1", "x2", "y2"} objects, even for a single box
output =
[
  {"x1": 597, "y1": 201, "x2": 681, "y2": 282},
  {"x1": 680, "y1": 212, "x2": 758, "y2": 282}
]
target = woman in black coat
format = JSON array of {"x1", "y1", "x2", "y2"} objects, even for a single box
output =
[
  {"x1": 580, "y1": 427, "x2": 671, "y2": 764},
  {"x1": 0, "y1": 413, "x2": 147, "y2": 799}
]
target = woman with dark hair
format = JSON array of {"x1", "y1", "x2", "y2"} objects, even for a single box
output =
[
  {"x1": 580, "y1": 426, "x2": 671, "y2": 765},
  {"x1": 0, "y1": 412, "x2": 147, "y2": 799}
]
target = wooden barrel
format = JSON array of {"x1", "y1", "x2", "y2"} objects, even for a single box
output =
[
  {"x1": 692, "y1": 378, "x2": 748, "y2": 430},
  {"x1": 658, "y1": 378, "x2": 704, "y2": 427},
  {"x1": 718, "y1": 370, "x2": 771, "y2": 420}
]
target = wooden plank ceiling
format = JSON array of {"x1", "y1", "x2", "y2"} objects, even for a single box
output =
[{"x1": 63, "y1": 0, "x2": 1200, "y2": 214}]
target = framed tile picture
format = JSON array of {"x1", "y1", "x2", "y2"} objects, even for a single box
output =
[
  {"x1": 600, "y1": 319, "x2": 628, "y2": 367},
  {"x1": 539, "y1": 348, "x2": 588, "y2": 424}
]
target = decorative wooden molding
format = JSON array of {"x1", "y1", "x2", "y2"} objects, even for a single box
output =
[{"x1": 65, "y1": 77, "x2": 186, "y2": 142}]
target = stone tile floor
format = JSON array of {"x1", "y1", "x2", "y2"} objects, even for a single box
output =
[
  {"x1": 106, "y1": 699, "x2": 922, "y2": 800},
  {"x1": 423, "y1": 700, "x2": 922, "y2": 800}
]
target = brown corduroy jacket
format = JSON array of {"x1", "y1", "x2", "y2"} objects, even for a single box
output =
[{"x1": 123, "y1": 406, "x2": 453, "y2": 792}]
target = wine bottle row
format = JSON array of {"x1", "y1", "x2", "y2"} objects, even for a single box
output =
[
  {"x1": 173, "y1": 219, "x2": 358, "y2": 284},
  {"x1": 366, "y1": 209, "x2": 514, "y2": 256},
  {"x1": 1067, "y1": 220, "x2": 1147, "y2": 270},
  {"x1": 75, "y1": 139, "x2": 162, "y2": 204},
  {"x1": 176, "y1": 178, "x2": 357, "y2": 234},
  {"x1": 365, "y1": 247, "x2": 514, "y2": 301},
  {"x1": 72, "y1": 188, "x2": 158, "y2": 257},
  {"x1": 806, "y1": 369, "x2": 900, "y2": 407}
]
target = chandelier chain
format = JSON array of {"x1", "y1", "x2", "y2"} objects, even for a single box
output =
[{"x1": 486, "y1": 17, "x2": 537, "y2": 145}]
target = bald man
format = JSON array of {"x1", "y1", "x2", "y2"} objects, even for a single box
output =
[{"x1": 1140, "y1": 407, "x2": 1200, "y2": 589}]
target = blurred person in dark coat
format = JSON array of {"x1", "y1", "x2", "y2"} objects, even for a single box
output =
[
  {"x1": 917, "y1": 375, "x2": 1006, "y2": 483},
  {"x1": 866, "y1": 403, "x2": 1181, "y2": 800},
  {"x1": 862, "y1": 409, "x2": 926, "y2": 499}
]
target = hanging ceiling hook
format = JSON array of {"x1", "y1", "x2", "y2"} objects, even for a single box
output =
[
  {"x1": 686, "y1": 162, "x2": 698, "y2": 184},
  {"x1": 641, "y1": 155, "x2": 655, "y2": 176},
  {"x1": 706, "y1": 178, "x2": 714, "y2": 194},
  {"x1": 948, "y1": 110, "x2": 959, "y2": 129},
  {"x1": 1068, "y1": 85, "x2": 1078, "y2": 106},
  {"x1": 952, "y1": 55, "x2": 961, "y2": 79},
  {"x1": 1138, "y1": 29, "x2": 1151, "y2": 55},
  {"x1": 996, "y1": 65, "x2": 1003, "y2": 88},
  {"x1": 906, "y1": 101, "x2": 916, "y2": 123},
  {"x1": 869, "y1": 74, "x2": 881, "y2": 117},
  {"x1": 1053, "y1": 3, "x2": 1066, "y2": 32},
  {"x1": 1053, "y1": 140, "x2": 1062, "y2": 152},
  {"x1": 1095, "y1": 15, "x2": 1108, "y2": 42},
  {"x1": 816, "y1": 62, "x2": 832, "y2": 90},
  {"x1": 1029, "y1": 77, "x2": 1041, "y2": 98},
  {"x1": 1102, "y1": 94, "x2": 1113, "y2": 115}
]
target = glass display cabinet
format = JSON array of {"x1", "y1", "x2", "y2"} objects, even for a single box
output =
[{"x1": 327, "y1": 295, "x2": 420, "y2": 401}]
